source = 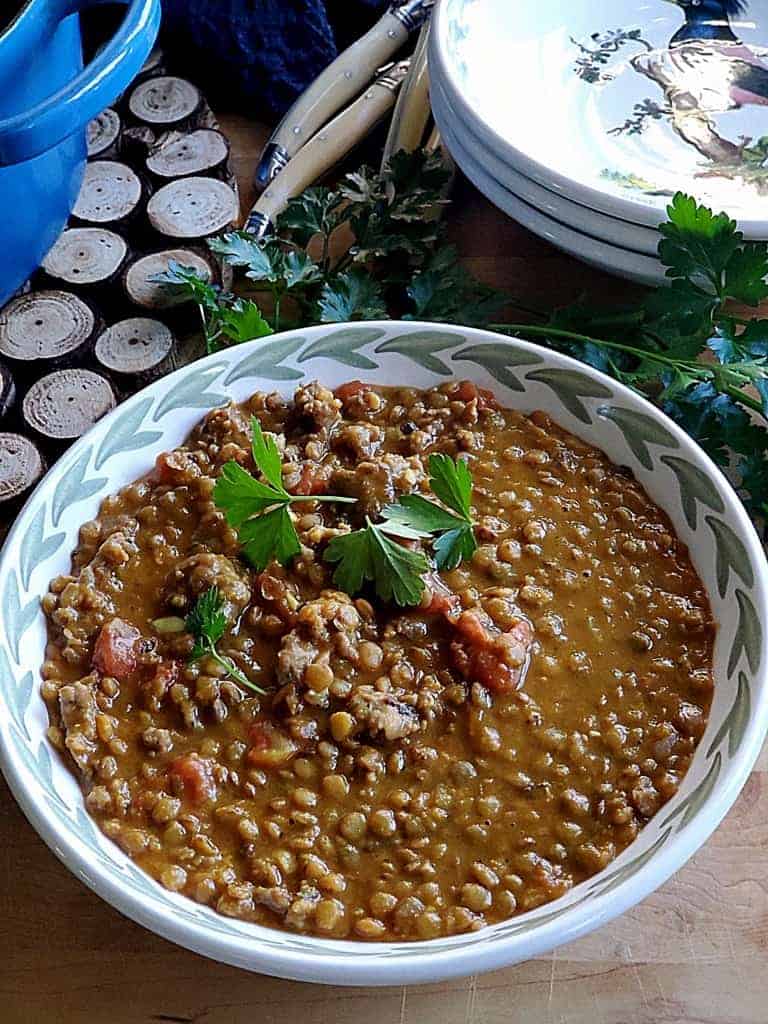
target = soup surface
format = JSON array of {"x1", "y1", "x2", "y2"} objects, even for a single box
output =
[{"x1": 42, "y1": 381, "x2": 714, "y2": 940}]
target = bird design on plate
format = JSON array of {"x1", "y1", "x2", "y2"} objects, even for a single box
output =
[{"x1": 574, "y1": 0, "x2": 768, "y2": 185}]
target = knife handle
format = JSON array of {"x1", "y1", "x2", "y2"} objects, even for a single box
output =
[
  {"x1": 382, "y1": 21, "x2": 431, "y2": 167},
  {"x1": 255, "y1": 2, "x2": 434, "y2": 191},
  {"x1": 246, "y1": 63, "x2": 411, "y2": 238}
]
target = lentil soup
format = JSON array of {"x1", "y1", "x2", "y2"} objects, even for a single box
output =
[{"x1": 41, "y1": 381, "x2": 714, "y2": 941}]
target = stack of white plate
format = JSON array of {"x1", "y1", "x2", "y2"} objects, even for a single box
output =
[{"x1": 430, "y1": 0, "x2": 768, "y2": 286}]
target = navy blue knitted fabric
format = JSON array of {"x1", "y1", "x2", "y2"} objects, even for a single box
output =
[{"x1": 160, "y1": 0, "x2": 390, "y2": 118}]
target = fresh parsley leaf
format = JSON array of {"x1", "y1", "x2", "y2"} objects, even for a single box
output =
[
  {"x1": 277, "y1": 188, "x2": 346, "y2": 247},
  {"x1": 239, "y1": 505, "x2": 302, "y2": 569},
  {"x1": 382, "y1": 494, "x2": 465, "y2": 536},
  {"x1": 324, "y1": 520, "x2": 429, "y2": 606},
  {"x1": 379, "y1": 457, "x2": 478, "y2": 570},
  {"x1": 151, "y1": 260, "x2": 220, "y2": 310},
  {"x1": 406, "y1": 248, "x2": 506, "y2": 327},
  {"x1": 209, "y1": 233, "x2": 281, "y2": 282},
  {"x1": 432, "y1": 526, "x2": 478, "y2": 571},
  {"x1": 642, "y1": 277, "x2": 717, "y2": 337},
  {"x1": 318, "y1": 270, "x2": 388, "y2": 323},
  {"x1": 428, "y1": 453, "x2": 473, "y2": 520},
  {"x1": 283, "y1": 249, "x2": 323, "y2": 289},
  {"x1": 739, "y1": 451, "x2": 768, "y2": 519},
  {"x1": 185, "y1": 585, "x2": 227, "y2": 651},
  {"x1": 723, "y1": 242, "x2": 768, "y2": 305},
  {"x1": 250, "y1": 418, "x2": 285, "y2": 492},
  {"x1": 213, "y1": 461, "x2": 285, "y2": 526},
  {"x1": 218, "y1": 298, "x2": 273, "y2": 344},
  {"x1": 659, "y1": 192, "x2": 741, "y2": 290},
  {"x1": 214, "y1": 419, "x2": 356, "y2": 570},
  {"x1": 185, "y1": 587, "x2": 265, "y2": 694},
  {"x1": 367, "y1": 525, "x2": 429, "y2": 606}
]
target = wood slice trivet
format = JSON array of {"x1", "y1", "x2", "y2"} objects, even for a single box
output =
[
  {"x1": 22, "y1": 369, "x2": 116, "y2": 445},
  {"x1": 41, "y1": 227, "x2": 128, "y2": 290},
  {"x1": 0, "y1": 51, "x2": 243, "y2": 515},
  {"x1": 0, "y1": 433, "x2": 45, "y2": 508},
  {"x1": 123, "y1": 248, "x2": 215, "y2": 311},
  {"x1": 128, "y1": 76, "x2": 202, "y2": 130},
  {"x1": 0, "y1": 361, "x2": 16, "y2": 421},
  {"x1": 136, "y1": 44, "x2": 165, "y2": 81},
  {"x1": 0, "y1": 290, "x2": 97, "y2": 376},
  {"x1": 147, "y1": 177, "x2": 238, "y2": 240},
  {"x1": 86, "y1": 108, "x2": 121, "y2": 159},
  {"x1": 94, "y1": 317, "x2": 175, "y2": 384},
  {"x1": 72, "y1": 160, "x2": 144, "y2": 227},
  {"x1": 146, "y1": 129, "x2": 230, "y2": 181}
]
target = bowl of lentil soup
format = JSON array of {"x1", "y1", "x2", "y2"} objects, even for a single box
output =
[{"x1": 0, "y1": 321, "x2": 765, "y2": 985}]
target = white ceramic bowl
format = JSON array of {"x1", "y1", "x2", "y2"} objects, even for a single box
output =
[
  {"x1": 431, "y1": 84, "x2": 669, "y2": 286},
  {"x1": 431, "y1": 0, "x2": 768, "y2": 237},
  {"x1": 431, "y1": 74, "x2": 662, "y2": 257},
  {"x1": 1, "y1": 322, "x2": 766, "y2": 985}
]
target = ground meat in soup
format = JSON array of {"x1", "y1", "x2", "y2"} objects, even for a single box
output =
[{"x1": 41, "y1": 381, "x2": 715, "y2": 941}]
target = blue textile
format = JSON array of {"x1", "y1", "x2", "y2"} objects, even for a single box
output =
[{"x1": 160, "y1": 0, "x2": 389, "y2": 117}]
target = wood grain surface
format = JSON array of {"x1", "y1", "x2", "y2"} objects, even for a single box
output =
[{"x1": 2, "y1": 114, "x2": 765, "y2": 1024}]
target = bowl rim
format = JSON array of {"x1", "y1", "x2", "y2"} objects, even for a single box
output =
[
  {"x1": 430, "y1": 0, "x2": 768, "y2": 239},
  {"x1": 1, "y1": 321, "x2": 766, "y2": 986}
]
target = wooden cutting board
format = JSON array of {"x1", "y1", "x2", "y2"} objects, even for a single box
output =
[{"x1": 1, "y1": 114, "x2": 765, "y2": 1024}]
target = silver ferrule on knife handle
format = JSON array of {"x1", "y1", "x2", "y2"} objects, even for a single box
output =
[
  {"x1": 390, "y1": 0, "x2": 435, "y2": 33},
  {"x1": 381, "y1": 21, "x2": 431, "y2": 169},
  {"x1": 253, "y1": 142, "x2": 291, "y2": 194},
  {"x1": 246, "y1": 61, "x2": 411, "y2": 236},
  {"x1": 244, "y1": 209, "x2": 273, "y2": 240},
  {"x1": 253, "y1": 6, "x2": 420, "y2": 192}
]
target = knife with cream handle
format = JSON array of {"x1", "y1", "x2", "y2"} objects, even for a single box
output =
[
  {"x1": 245, "y1": 61, "x2": 411, "y2": 238},
  {"x1": 254, "y1": 0, "x2": 435, "y2": 191},
  {"x1": 381, "y1": 21, "x2": 431, "y2": 168}
]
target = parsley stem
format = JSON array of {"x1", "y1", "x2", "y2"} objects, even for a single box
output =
[
  {"x1": 493, "y1": 323, "x2": 767, "y2": 419},
  {"x1": 723, "y1": 385, "x2": 764, "y2": 416},
  {"x1": 206, "y1": 641, "x2": 267, "y2": 696},
  {"x1": 289, "y1": 494, "x2": 357, "y2": 504}
]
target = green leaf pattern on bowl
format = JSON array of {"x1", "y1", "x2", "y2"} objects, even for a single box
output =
[
  {"x1": 452, "y1": 343, "x2": 542, "y2": 391},
  {"x1": 0, "y1": 326, "x2": 762, "y2": 954},
  {"x1": 95, "y1": 398, "x2": 163, "y2": 470},
  {"x1": 19, "y1": 505, "x2": 64, "y2": 591},
  {"x1": 298, "y1": 327, "x2": 386, "y2": 369},
  {"x1": 375, "y1": 330, "x2": 467, "y2": 375},
  {"x1": 708, "y1": 672, "x2": 751, "y2": 759},
  {"x1": 223, "y1": 338, "x2": 306, "y2": 385},
  {"x1": 660, "y1": 455, "x2": 725, "y2": 531},
  {"x1": 597, "y1": 405, "x2": 680, "y2": 469},
  {"x1": 526, "y1": 368, "x2": 613, "y2": 423}
]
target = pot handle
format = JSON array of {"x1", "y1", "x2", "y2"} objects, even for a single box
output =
[{"x1": 0, "y1": 0, "x2": 161, "y2": 166}]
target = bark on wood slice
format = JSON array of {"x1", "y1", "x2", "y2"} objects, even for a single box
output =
[
  {"x1": 72, "y1": 160, "x2": 144, "y2": 227},
  {"x1": 0, "y1": 433, "x2": 45, "y2": 507},
  {"x1": 146, "y1": 177, "x2": 238, "y2": 240},
  {"x1": 22, "y1": 369, "x2": 116, "y2": 444},
  {"x1": 137, "y1": 43, "x2": 165, "y2": 80},
  {"x1": 128, "y1": 76, "x2": 202, "y2": 131},
  {"x1": 121, "y1": 125, "x2": 157, "y2": 163},
  {"x1": 0, "y1": 290, "x2": 97, "y2": 376},
  {"x1": 86, "y1": 108, "x2": 121, "y2": 158},
  {"x1": 123, "y1": 248, "x2": 215, "y2": 311},
  {"x1": 146, "y1": 129, "x2": 230, "y2": 181},
  {"x1": 41, "y1": 227, "x2": 128, "y2": 290},
  {"x1": 0, "y1": 361, "x2": 16, "y2": 421},
  {"x1": 94, "y1": 317, "x2": 175, "y2": 384}
]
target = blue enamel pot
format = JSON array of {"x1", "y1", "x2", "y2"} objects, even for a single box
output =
[{"x1": 0, "y1": 0, "x2": 161, "y2": 306}]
